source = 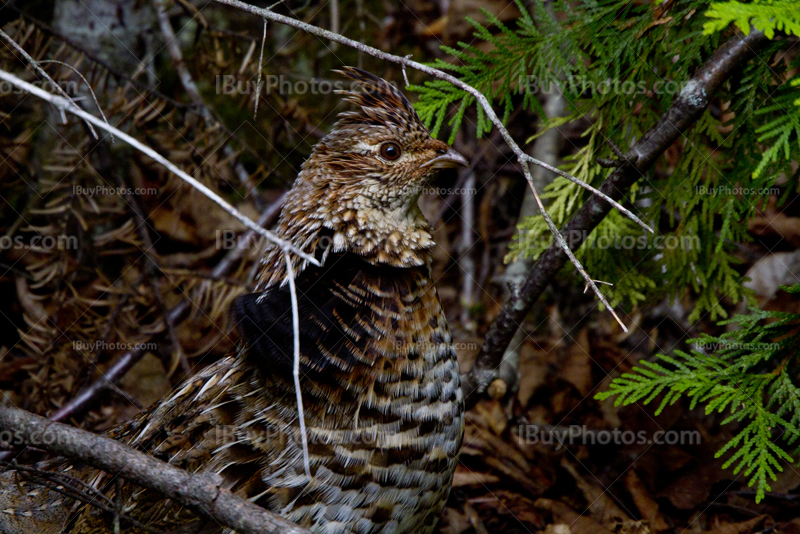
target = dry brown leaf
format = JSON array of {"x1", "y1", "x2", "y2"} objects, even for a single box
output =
[
  {"x1": 452, "y1": 467, "x2": 501, "y2": 487},
  {"x1": 485, "y1": 490, "x2": 544, "y2": 527},
  {"x1": 517, "y1": 340, "x2": 548, "y2": 406},
  {"x1": 560, "y1": 329, "x2": 592, "y2": 396},
  {"x1": 561, "y1": 459, "x2": 630, "y2": 527},
  {"x1": 149, "y1": 205, "x2": 199, "y2": 243},
  {"x1": 472, "y1": 399, "x2": 507, "y2": 435},
  {"x1": 415, "y1": 16, "x2": 448, "y2": 38},
  {"x1": 656, "y1": 459, "x2": 729, "y2": 510},
  {"x1": 618, "y1": 521, "x2": 656, "y2": 534},
  {"x1": 697, "y1": 515, "x2": 768, "y2": 534},
  {"x1": 749, "y1": 212, "x2": 800, "y2": 247},
  {"x1": 463, "y1": 501, "x2": 489, "y2": 534},
  {"x1": 120, "y1": 352, "x2": 171, "y2": 408},
  {"x1": 777, "y1": 518, "x2": 800, "y2": 534},
  {"x1": 437, "y1": 507, "x2": 472, "y2": 534},
  {"x1": 535, "y1": 498, "x2": 614, "y2": 534},
  {"x1": 625, "y1": 470, "x2": 670, "y2": 533},
  {"x1": 461, "y1": 417, "x2": 553, "y2": 495}
]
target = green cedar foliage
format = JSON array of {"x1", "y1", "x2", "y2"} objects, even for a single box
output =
[
  {"x1": 411, "y1": 0, "x2": 800, "y2": 321},
  {"x1": 411, "y1": 0, "x2": 800, "y2": 502},
  {"x1": 597, "y1": 284, "x2": 800, "y2": 503}
]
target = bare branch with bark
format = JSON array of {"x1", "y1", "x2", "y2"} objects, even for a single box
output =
[
  {"x1": 463, "y1": 28, "x2": 770, "y2": 400},
  {"x1": 0, "y1": 406, "x2": 312, "y2": 534}
]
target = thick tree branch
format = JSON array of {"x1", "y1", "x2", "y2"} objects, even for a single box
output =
[
  {"x1": 463, "y1": 28, "x2": 770, "y2": 400},
  {"x1": 0, "y1": 406, "x2": 312, "y2": 534}
]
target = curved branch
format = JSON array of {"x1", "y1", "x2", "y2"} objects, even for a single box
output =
[{"x1": 0, "y1": 406, "x2": 312, "y2": 534}]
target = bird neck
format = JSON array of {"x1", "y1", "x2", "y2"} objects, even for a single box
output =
[{"x1": 257, "y1": 185, "x2": 435, "y2": 290}]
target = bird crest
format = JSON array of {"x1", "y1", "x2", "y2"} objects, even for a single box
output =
[{"x1": 333, "y1": 66, "x2": 427, "y2": 136}]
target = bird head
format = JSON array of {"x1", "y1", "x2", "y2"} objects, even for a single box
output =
[
  {"x1": 266, "y1": 67, "x2": 468, "y2": 282},
  {"x1": 319, "y1": 67, "x2": 469, "y2": 197}
]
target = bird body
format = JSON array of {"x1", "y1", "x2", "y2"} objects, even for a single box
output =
[{"x1": 0, "y1": 68, "x2": 466, "y2": 534}]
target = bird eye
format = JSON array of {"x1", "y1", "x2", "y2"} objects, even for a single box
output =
[{"x1": 379, "y1": 142, "x2": 401, "y2": 161}]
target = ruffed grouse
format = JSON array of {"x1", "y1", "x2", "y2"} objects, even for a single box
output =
[{"x1": 0, "y1": 67, "x2": 467, "y2": 534}]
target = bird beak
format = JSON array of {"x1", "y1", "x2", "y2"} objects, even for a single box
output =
[{"x1": 421, "y1": 148, "x2": 469, "y2": 170}]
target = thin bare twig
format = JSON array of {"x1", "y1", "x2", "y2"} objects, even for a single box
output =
[
  {"x1": 521, "y1": 154, "x2": 651, "y2": 233},
  {"x1": 329, "y1": 0, "x2": 339, "y2": 52},
  {"x1": 284, "y1": 250, "x2": 312, "y2": 479},
  {"x1": 254, "y1": 19, "x2": 267, "y2": 118},
  {"x1": 0, "y1": 68, "x2": 319, "y2": 267},
  {"x1": 37, "y1": 60, "x2": 113, "y2": 142},
  {"x1": 0, "y1": 28, "x2": 100, "y2": 139},
  {"x1": 402, "y1": 54, "x2": 412, "y2": 87}
]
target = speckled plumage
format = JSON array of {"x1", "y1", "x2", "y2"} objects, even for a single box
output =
[{"x1": 0, "y1": 67, "x2": 466, "y2": 534}]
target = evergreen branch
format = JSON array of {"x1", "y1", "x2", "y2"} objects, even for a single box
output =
[
  {"x1": 465, "y1": 28, "x2": 770, "y2": 402},
  {"x1": 598, "y1": 285, "x2": 800, "y2": 502},
  {"x1": 704, "y1": 0, "x2": 800, "y2": 39}
]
